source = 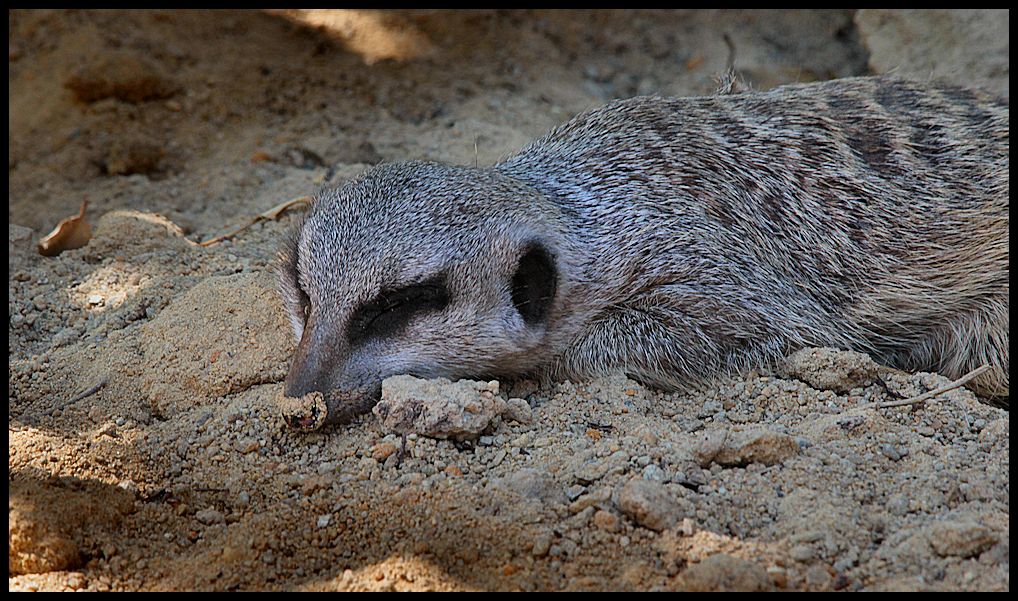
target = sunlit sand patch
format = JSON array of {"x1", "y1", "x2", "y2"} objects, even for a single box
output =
[
  {"x1": 272, "y1": 9, "x2": 437, "y2": 65},
  {"x1": 69, "y1": 263, "x2": 149, "y2": 313}
]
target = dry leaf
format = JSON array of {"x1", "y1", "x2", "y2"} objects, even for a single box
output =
[{"x1": 38, "y1": 200, "x2": 92, "y2": 257}]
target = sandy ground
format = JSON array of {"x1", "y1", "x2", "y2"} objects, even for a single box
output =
[{"x1": 8, "y1": 9, "x2": 1009, "y2": 591}]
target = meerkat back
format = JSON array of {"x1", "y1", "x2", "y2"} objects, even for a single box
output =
[{"x1": 497, "y1": 76, "x2": 1008, "y2": 400}]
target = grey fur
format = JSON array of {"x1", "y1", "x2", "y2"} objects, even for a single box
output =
[{"x1": 278, "y1": 76, "x2": 1009, "y2": 425}]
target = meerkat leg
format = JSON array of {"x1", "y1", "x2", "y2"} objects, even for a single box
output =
[
  {"x1": 979, "y1": 307, "x2": 1010, "y2": 403},
  {"x1": 897, "y1": 296, "x2": 1009, "y2": 403},
  {"x1": 945, "y1": 297, "x2": 1009, "y2": 402}
]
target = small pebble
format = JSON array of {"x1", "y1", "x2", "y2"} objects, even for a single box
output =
[
  {"x1": 615, "y1": 478, "x2": 686, "y2": 532},
  {"x1": 566, "y1": 484, "x2": 587, "y2": 501},
  {"x1": 642, "y1": 464, "x2": 666, "y2": 481},
  {"x1": 592, "y1": 509, "x2": 620, "y2": 533},
  {"x1": 791, "y1": 544, "x2": 815, "y2": 562},
  {"x1": 878, "y1": 444, "x2": 903, "y2": 462},
  {"x1": 531, "y1": 532, "x2": 552, "y2": 557},
  {"x1": 195, "y1": 508, "x2": 225, "y2": 525},
  {"x1": 371, "y1": 443, "x2": 398, "y2": 462}
]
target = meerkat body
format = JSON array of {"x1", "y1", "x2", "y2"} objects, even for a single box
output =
[{"x1": 279, "y1": 76, "x2": 1008, "y2": 428}]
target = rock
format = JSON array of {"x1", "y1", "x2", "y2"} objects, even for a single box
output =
[
  {"x1": 615, "y1": 478, "x2": 687, "y2": 532},
  {"x1": 927, "y1": 520, "x2": 998, "y2": 558},
  {"x1": 51, "y1": 328, "x2": 80, "y2": 349},
  {"x1": 375, "y1": 376, "x2": 510, "y2": 440},
  {"x1": 592, "y1": 509, "x2": 621, "y2": 533},
  {"x1": 568, "y1": 486, "x2": 612, "y2": 514},
  {"x1": 492, "y1": 468, "x2": 566, "y2": 506},
  {"x1": 878, "y1": 443, "x2": 904, "y2": 462},
  {"x1": 235, "y1": 439, "x2": 260, "y2": 454},
  {"x1": 195, "y1": 508, "x2": 225, "y2": 525},
  {"x1": 531, "y1": 531, "x2": 553, "y2": 557},
  {"x1": 696, "y1": 427, "x2": 801, "y2": 468},
  {"x1": 779, "y1": 347, "x2": 881, "y2": 393},
  {"x1": 371, "y1": 442, "x2": 399, "y2": 462},
  {"x1": 855, "y1": 9, "x2": 1009, "y2": 97},
  {"x1": 574, "y1": 460, "x2": 611, "y2": 485},
  {"x1": 790, "y1": 544, "x2": 815, "y2": 562},
  {"x1": 886, "y1": 494, "x2": 910, "y2": 516},
  {"x1": 503, "y1": 397, "x2": 534, "y2": 424},
  {"x1": 565, "y1": 484, "x2": 587, "y2": 502},
  {"x1": 679, "y1": 553, "x2": 773, "y2": 592},
  {"x1": 767, "y1": 566, "x2": 788, "y2": 589},
  {"x1": 642, "y1": 464, "x2": 666, "y2": 481}
]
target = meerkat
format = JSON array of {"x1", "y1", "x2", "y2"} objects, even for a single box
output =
[{"x1": 277, "y1": 76, "x2": 1008, "y2": 429}]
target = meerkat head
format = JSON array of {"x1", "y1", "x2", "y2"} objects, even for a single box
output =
[{"x1": 276, "y1": 161, "x2": 575, "y2": 429}]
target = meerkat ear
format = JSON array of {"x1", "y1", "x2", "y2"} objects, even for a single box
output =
[{"x1": 511, "y1": 242, "x2": 557, "y2": 325}]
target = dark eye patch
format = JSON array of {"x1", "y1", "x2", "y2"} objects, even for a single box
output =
[{"x1": 347, "y1": 274, "x2": 450, "y2": 345}]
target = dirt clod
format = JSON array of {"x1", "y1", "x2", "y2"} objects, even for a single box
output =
[
  {"x1": 697, "y1": 427, "x2": 802, "y2": 468},
  {"x1": 780, "y1": 347, "x2": 881, "y2": 393},
  {"x1": 375, "y1": 375, "x2": 507, "y2": 440},
  {"x1": 65, "y1": 53, "x2": 178, "y2": 104}
]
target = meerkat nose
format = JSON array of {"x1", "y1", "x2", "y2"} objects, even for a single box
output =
[{"x1": 277, "y1": 390, "x2": 329, "y2": 432}]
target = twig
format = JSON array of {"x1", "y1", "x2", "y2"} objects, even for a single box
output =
[
  {"x1": 197, "y1": 220, "x2": 260, "y2": 247},
  {"x1": 65, "y1": 376, "x2": 109, "y2": 406},
  {"x1": 197, "y1": 195, "x2": 312, "y2": 247},
  {"x1": 851, "y1": 364, "x2": 990, "y2": 412}
]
